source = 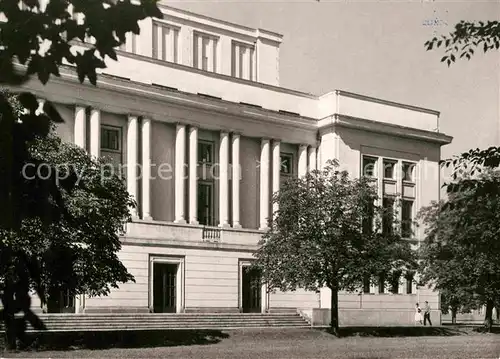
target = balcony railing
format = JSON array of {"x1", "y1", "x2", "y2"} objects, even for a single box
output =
[{"x1": 202, "y1": 225, "x2": 221, "y2": 241}]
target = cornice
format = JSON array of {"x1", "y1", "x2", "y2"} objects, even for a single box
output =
[
  {"x1": 121, "y1": 236, "x2": 258, "y2": 252},
  {"x1": 319, "y1": 114, "x2": 453, "y2": 145},
  {"x1": 335, "y1": 90, "x2": 440, "y2": 116}
]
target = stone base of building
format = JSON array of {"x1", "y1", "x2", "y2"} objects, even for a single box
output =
[{"x1": 300, "y1": 308, "x2": 442, "y2": 327}]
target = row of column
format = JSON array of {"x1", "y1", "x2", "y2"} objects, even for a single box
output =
[
  {"x1": 174, "y1": 125, "x2": 241, "y2": 228},
  {"x1": 262, "y1": 140, "x2": 317, "y2": 230},
  {"x1": 73, "y1": 106, "x2": 151, "y2": 220},
  {"x1": 73, "y1": 106, "x2": 317, "y2": 229}
]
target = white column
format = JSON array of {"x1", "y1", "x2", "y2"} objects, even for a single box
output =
[
  {"x1": 89, "y1": 108, "x2": 100, "y2": 158},
  {"x1": 231, "y1": 133, "x2": 241, "y2": 228},
  {"x1": 308, "y1": 146, "x2": 317, "y2": 172},
  {"x1": 141, "y1": 118, "x2": 152, "y2": 220},
  {"x1": 127, "y1": 115, "x2": 138, "y2": 218},
  {"x1": 271, "y1": 139, "x2": 281, "y2": 218},
  {"x1": 259, "y1": 138, "x2": 270, "y2": 230},
  {"x1": 196, "y1": 35, "x2": 203, "y2": 69},
  {"x1": 219, "y1": 131, "x2": 230, "y2": 228},
  {"x1": 74, "y1": 106, "x2": 86, "y2": 149},
  {"x1": 298, "y1": 144, "x2": 308, "y2": 177},
  {"x1": 241, "y1": 46, "x2": 248, "y2": 79},
  {"x1": 188, "y1": 126, "x2": 198, "y2": 225},
  {"x1": 234, "y1": 43, "x2": 240, "y2": 77},
  {"x1": 174, "y1": 123, "x2": 186, "y2": 223}
]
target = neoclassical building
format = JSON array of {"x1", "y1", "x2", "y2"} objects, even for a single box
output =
[{"x1": 16, "y1": 4, "x2": 452, "y2": 325}]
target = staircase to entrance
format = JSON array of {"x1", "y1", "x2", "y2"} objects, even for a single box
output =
[{"x1": 1, "y1": 313, "x2": 311, "y2": 332}]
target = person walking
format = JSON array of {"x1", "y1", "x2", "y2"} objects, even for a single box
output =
[
  {"x1": 424, "y1": 301, "x2": 432, "y2": 326},
  {"x1": 415, "y1": 303, "x2": 423, "y2": 325}
]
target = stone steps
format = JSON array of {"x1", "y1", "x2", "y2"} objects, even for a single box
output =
[{"x1": 0, "y1": 313, "x2": 311, "y2": 332}]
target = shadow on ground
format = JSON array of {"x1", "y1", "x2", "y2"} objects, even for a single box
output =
[
  {"x1": 322, "y1": 326, "x2": 478, "y2": 337},
  {"x1": 0, "y1": 330, "x2": 230, "y2": 352}
]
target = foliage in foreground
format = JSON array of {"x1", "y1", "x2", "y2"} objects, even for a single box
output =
[
  {"x1": 418, "y1": 171, "x2": 500, "y2": 330},
  {"x1": 253, "y1": 161, "x2": 416, "y2": 336},
  {"x1": 0, "y1": 0, "x2": 162, "y2": 350}
]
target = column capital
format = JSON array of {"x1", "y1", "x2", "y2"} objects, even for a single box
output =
[
  {"x1": 299, "y1": 143, "x2": 309, "y2": 149},
  {"x1": 128, "y1": 113, "x2": 140, "y2": 120},
  {"x1": 261, "y1": 137, "x2": 271, "y2": 143},
  {"x1": 231, "y1": 131, "x2": 242, "y2": 137}
]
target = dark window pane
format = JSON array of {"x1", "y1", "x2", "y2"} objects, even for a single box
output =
[
  {"x1": 198, "y1": 142, "x2": 213, "y2": 163},
  {"x1": 402, "y1": 200, "x2": 413, "y2": 237},
  {"x1": 402, "y1": 162, "x2": 414, "y2": 182},
  {"x1": 383, "y1": 161, "x2": 395, "y2": 179},
  {"x1": 280, "y1": 154, "x2": 293, "y2": 175},
  {"x1": 362, "y1": 157, "x2": 377, "y2": 177},
  {"x1": 382, "y1": 197, "x2": 394, "y2": 235}
]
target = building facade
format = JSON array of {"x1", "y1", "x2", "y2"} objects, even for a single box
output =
[{"x1": 17, "y1": 4, "x2": 452, "y2": 325}]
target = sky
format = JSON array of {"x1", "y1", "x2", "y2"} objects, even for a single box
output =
[{"x1": 163, "y1": 0, "x2": 499, "y2": 161}]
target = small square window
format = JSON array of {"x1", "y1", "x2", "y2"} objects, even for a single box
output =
[
  {"x1": 383, "y1": 160, "x2": 396, "y2": 179},
  {"x1": 402, "y1": 162, "x2": 414, "y2": 182},
  {"x1": 280, "y1": 154, "x2": 293, "y2": 175},
  {"x1": 362, "y1": 156, "x2": 377, "y2": 178},
  {"x1": 198, "y1": 141, "x2": 214, "y2": 163}
]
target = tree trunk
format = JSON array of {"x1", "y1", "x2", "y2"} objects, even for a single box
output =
[
  {"x1": 484, "y1": 300, "x2": 494, "y2": 332},
  {"x1": 451, "y1": 308, "x2": 457, "y2": 325},
  {"x1": 328, "y1": 282, "x2": 339, "y2": 337},
  {"x1": 1, "y1": 283, "x2": 18, "y2": 351}
]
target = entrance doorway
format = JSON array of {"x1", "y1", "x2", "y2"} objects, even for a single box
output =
[
  {"x1": 47, "y1": 288, "x2": 75, "y2": 313},
  {"x1": 242, "y1": 265, "x2": 261, "y2": 313},
  {"x1": 153, "y1": 263, "x2": 178, "y2": 313}
]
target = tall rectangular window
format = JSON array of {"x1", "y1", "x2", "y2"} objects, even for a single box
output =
[
  {"x1": 390, "y1": 272, "x2": 401, "y2": 294},
  {"x1": 405, "y1": 272, "x2": 414, "y2": 294},
  {"x1": 153, "y1": 22, "x2": 179, "y2": 63},
  {"x1": 362, "y1": 199, "x2": 374, "y2": 235},
  {"x1": 198, "y1": 182, "x2": 213, "y2": 226},
  {"x1": 193, "y1": 32, "x2": 218, "y2": 72},
  {"x1": 401, "y1": 200, "x2": 413, "y2": 238},
  {"x1": 382, "y1": 197, "x2": 395, "y2": 235},
  {"x1": 363, "y1": 275, "x2": 371, "y2": 294},
  {"x1": 378, "y1": 273, "x2": 386, "y2": 294},
  {"x1": 231, "y1": 41, "x2": 255, "y2": 81},
  {"x1": 100, "y1": 125, "x2": 123, "y2": 178}
]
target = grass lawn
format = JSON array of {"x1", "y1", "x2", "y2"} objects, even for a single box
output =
[{"x1": 1, "y1": 327, "x2": 500, "y2": 358}]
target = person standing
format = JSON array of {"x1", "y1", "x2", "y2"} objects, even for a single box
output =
[
  {"x1": 424, "y1": 301, "x2": 432, "y2": 326},
  {"x1": 415, "y1": 303, "x2": 423, "y2": 325}
]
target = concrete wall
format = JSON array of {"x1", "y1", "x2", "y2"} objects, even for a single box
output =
[
  {"x1": 269, "y1": 288, "x2": 319, "y2": 310},
  {"x1": 53, "y1": 103, "x2": 75, "y2": 143}
]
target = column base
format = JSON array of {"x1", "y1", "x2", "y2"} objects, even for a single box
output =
[
  {"x1": 218, "y1": 223, "x2": 231, "y2": 229},
  {"x1": 232, "y1": 223, "x2": 242, "y2": 229},
  {"x1": 189, "y1": 219, "x2": 199, "y2": 225},
  {"x1": 259, "y1": 226, "x2": 269, "y2": 231},
  {"x1": 174, "y1": 218, "x2": 187, "y2": 224},
  {"x1": 142, "y1": 215, "x2": 153, "y2": 221}
]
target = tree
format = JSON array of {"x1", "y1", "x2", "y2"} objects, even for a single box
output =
[
  {"x1": 424, "y1": 20, "x2": 500, "y2": 188},
  {"x1": 0, "y1": 1, "x2": 162, "y2": 350},
  {"x1": 252, "y1": 161, "x2": 416, "y2": 336},
  {"x1": 0, "y1": 93, "x2": 136, "y2": 349},
  {"x1": 418, "y1": 172, "x2": 500, "y2": 332}
]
